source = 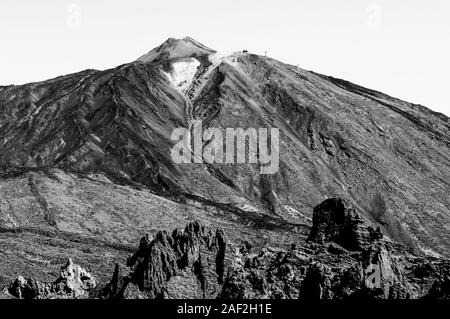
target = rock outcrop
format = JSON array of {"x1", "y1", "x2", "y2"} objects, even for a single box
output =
[
  {"x1": 3, "y1": 200, "x2": 449, "y2": 299},
  {"x1": 5, "y1": 258, "x2": 96, "y2": 299},
  {"x1": 221, "y1": 198, "x2": 450, "y2": 299},
  {"x1": 99, "y1": 221, "x2": 228, "y2": 299},
  {"x1": 307, "y1": 198, "x2": 382, "y2": 250}
]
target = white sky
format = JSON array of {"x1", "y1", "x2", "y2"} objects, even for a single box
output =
[{"x1": 1, "y1": 0, "x2": 449, "y2": 116}]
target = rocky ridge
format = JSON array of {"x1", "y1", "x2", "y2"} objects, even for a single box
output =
[
  {"x1": 99, "y1": 221, "x2": 228, "y2": 299},
  {"x1": 4, "y1": 198, "x2": 448, "y2": 299},
  {"x1": 222, "y1": 198, "x2": 450, "y2": 299}
]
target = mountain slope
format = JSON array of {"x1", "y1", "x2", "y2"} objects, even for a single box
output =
[{"x1": 0, "y1": 37, "x2": 449, "y2": 284}]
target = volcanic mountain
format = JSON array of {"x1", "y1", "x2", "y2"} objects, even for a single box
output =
[{"x1": 0, "y1": 37, "x2": 449, "y2": 286}]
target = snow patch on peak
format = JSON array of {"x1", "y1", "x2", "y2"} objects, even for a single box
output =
[
  {"x1": 163, "y1": 57, "x2": 200, "y2": 93},
  {"x1": 138, "y1": 37, "x2": 215, "y2": 63}
]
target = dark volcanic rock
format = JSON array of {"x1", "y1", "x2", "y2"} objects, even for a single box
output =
[
  {"x1": 99, "y1": 221, "x2": 228, "y2": 299},
  {"x1": 93, "y1": 210, "x2": 450, "y2": 300},
  {"x1": 220, "y1": 199, "x2": 450, "y2": 299},
  {"x1": 221, "y1": 241, "x2": 450, "y2": 300},
  {"x1": 307, "y1": 198, "x2": 382, "y2": 250},
  {"x1": 99, "y1": 263, "x2": 128, "y2": 299},
  {"x1": 6, "y1": 217, "x2": 449, "y2": 300}
]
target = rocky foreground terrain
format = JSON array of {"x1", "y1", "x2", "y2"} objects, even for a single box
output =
[
  {"x1": 3, "y1": 198, "x2": 449, "y2": 299},
  {"x1": 0, "y1": 37, "x2": 449, "y2": 299}
]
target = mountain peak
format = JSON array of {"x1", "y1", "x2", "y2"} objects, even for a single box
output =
[{"x1": 138, "y1": 36, "x2": 215, "y2": 63}]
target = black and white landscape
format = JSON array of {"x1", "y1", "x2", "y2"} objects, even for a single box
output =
[{"x1": 0, "y1": 35, "x2": 449, "y2": 299}]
